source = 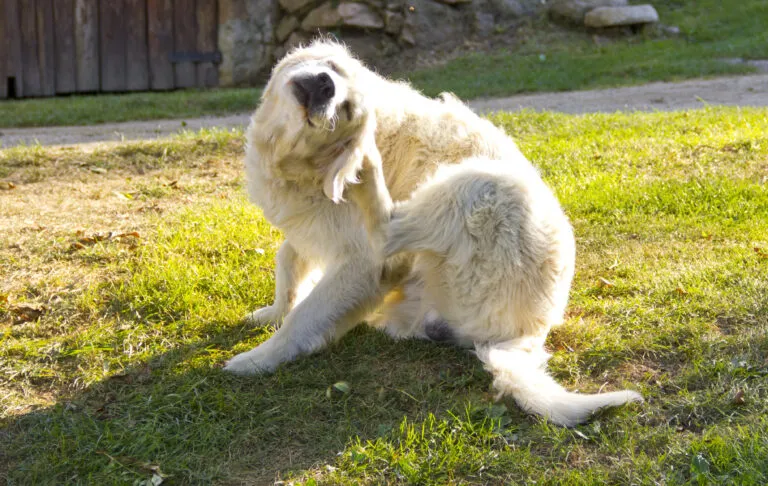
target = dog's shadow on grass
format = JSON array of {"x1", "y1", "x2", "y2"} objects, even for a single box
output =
[{"x1": 3, "y1": 323, "x2": 507, "y2": 483}]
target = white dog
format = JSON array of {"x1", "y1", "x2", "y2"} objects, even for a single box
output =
[{"x1": 224, "y1": 40, "x2": 642, "y2": 426}]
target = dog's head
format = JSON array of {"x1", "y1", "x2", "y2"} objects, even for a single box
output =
[
  {"x1": 252, "y1": 39, "x2": 378, "y2": 200},
  {"x1": 257, "y1": 40, "x2": 371, "y2": 143}
]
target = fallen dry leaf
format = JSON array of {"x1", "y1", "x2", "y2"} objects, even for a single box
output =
[
  {"x1": 71, "y1": 231, "x2": 140, "y2": 251},
  {"x1": 10, "y1": 303, "x2": 47, "y2": 324},
  {"x1": 598, "y1": 277, "x2": 614, "y2": 288},
  {"x1": 113, "y1": 191, "x2": 133, "y2": 201},
  {"x1": 675, "y1": 285, "x2": 688, "y2": 295}
]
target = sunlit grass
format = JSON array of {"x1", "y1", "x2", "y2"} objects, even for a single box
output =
[{"x1": 1, "y1": 107, "x2": 767, "y2": 484}]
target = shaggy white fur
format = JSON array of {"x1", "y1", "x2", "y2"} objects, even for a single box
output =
[
  {"x1": 382, "y1": 157, "x2": 642, "y2": 426},
  {"x1": 223, "y1": 39, "x2": 642, "y2": 426}
]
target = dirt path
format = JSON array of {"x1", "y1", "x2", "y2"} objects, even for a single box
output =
[{"x1": 2, "y1": 73, "x2": 767, "y2": 149}]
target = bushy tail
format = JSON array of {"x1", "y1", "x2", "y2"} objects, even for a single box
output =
[{"x1": 475, "y1": 341, "x2": 642, "y2": 427}]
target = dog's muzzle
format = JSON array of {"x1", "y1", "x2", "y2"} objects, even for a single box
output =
[{"x1": 292, "y1": 72, "x2": 335, "y2": 116}]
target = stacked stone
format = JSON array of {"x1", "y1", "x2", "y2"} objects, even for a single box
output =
[
  {"x1": 274, "y1": 0, "x2": 540, "y2": 60},
  {"x1": 548, "y1": 0, "x2": 659, "y2": 28},
  {"x1": 276, "y1": 1, "x2": 407, "y2": 56},
  {"x1": 218, "y1": 0, "x2": 546, "y2": 86}
]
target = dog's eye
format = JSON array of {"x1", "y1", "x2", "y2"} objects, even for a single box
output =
[{"x1": 327, "y1": 61, "x2": 345, "y2": 77}]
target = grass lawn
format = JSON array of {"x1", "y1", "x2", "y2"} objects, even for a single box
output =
[
  {"x1": 1, "y1": 0, "x2": 766, "y2": 129},
  {"x1": 0, "y1": 88, "x2": 261, "y2": 130},
  {"x1": 1, "y1": 107, "x2": 767, "y2": 484},
  {"x1": 408, "y1": 0, "x2": 768, "y2": 99}
]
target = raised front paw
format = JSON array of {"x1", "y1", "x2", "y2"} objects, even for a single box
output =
[{"x1": 243, "y1": 305, "x2": 284, "y2": 327}]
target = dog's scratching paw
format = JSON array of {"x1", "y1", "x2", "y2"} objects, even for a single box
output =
[{"x1": 625, "y1": 390, "x2": 644, "y2": 404}]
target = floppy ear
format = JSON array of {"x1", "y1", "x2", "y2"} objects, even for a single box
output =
[
  {"x1": 323, "y1": 144, "x2": 364, "y2": 203},
  {"x1": 322, "y1": 114, "x2": 378, "y2": 203}
]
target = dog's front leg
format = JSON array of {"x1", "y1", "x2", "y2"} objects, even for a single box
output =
[
  {"x1": 224, "y1": 256, "x2": 382, "y2": 375},
  {"x1": 245, "y1": 240, "x2": 311, "y2": 327}
]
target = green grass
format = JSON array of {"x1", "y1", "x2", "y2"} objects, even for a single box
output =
[
  {"x1": 0, "y1": 88, "x2": 260, "y2": 129},
  {"x1": 1, "y1": 0, "x2": 766, "y2": 129},
  {"x1": 406, "y1": 0, "x2": 768, "y2": 98},
  {"x1": 2, "y1": 107, "x2": 768, "y2": 484}
]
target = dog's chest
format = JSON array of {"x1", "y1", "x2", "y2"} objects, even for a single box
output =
[{"x1": 255, "y1": 180, "x2": 367, "y2": 262}]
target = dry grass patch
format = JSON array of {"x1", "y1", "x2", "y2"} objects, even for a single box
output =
[{"x1": 1, "y1": 130, "x2": 245, "y2": 418}]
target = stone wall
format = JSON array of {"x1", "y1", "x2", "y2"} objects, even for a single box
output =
[
  {"x1": 217, "y1": 0, "x2": 545, "y2": 86},
  {"x1": 218, "y1": 0, "x2": 279, "y2": 86}
]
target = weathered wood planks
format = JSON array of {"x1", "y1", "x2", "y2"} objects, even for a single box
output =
[
  {"x1": 53, "y1": 0, "x2": 77, "y2": 94},
  {"x1": 147, "y1": 0, "x2": 175, "y2": 90},
  {"x1": 74, "y1": 0, "x2": 99, "y2": 92},
  {"x1": 1, "y1": 0, "x2": 221, "y2": 97}
]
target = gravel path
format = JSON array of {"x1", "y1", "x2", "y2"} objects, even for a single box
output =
[{"x1": 2, "y1": 74, "x2": 767, "y2": 149}]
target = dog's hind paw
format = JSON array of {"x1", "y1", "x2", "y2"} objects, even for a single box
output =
[{"x1": 424, "y1": 310, "x2": 455, "y2": 343}]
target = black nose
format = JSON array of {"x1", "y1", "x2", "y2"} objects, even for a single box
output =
[{"x1": 292, "y1": 72, "x2": 335, "y2": 111}]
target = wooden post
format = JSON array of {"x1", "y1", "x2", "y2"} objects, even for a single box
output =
[
  {"x1": 173, "y1": 0, "x2": 197, "y2": 88},
  {"x1": 125, "y1": 0, "x2": 150, "y2": 91},
  {"x1": 53, "y1": 0, "x2": 77, "y2": 94},
  {"x1": 37, "y1": 0, "x2": 57, "y2": 96},
  {"x1": 148, "y1": 0, "x2": 175, "y2": 90},
  {"x1": 0, "y1": 0, "x2": 7, "y2": 99},
  {"x1": 100, "y1": 0, "x2": 127, "y2": 92},
  {"x1": 196, "y1": 0, "x2": 218, "y2": 88},
  {"x1": 20, "y1": 0, "x2": 44, "y2": 96},
  {"x1": 4, "y1": 0, "x2": 24, "y2": 97},
  {"x1": 75, "y1": 0, "x2": 99, "y2": 92}
]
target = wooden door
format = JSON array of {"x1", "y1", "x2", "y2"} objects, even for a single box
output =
[{"x1": 0, "y1": 0, "x2": 220, "y2": 99}]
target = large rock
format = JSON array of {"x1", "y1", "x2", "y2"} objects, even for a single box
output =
[
  {"x1": 338, "y1": 3, "x2": 385, "y2": 28},
  {"x1": 302, "y1": 2, "x2": 384, "y2": 30},
  {"x1": 384, "y1": 10, "x2": 404, "y2": 34},
  {"x1": 584, "y1": 5, "x2": 659, "y2": 27},
  {"x1": 489, "y1": 0, "x2": 527, "y2": 18},
  {"x1": 549, "y1": 0, "x2": 628, "y2": 24},
  {"x1": 276, "y1": 15, "x2": 299, "y2": 42},
  {"x1": 400, "y1": 0, "x2": 470, "y2": 46},
  {"x1": 279, "y1": 0, "x2": 314, "y2": 13},
  {"x1": 218, "y1": 0, "x2": 276, "y2": 86}
]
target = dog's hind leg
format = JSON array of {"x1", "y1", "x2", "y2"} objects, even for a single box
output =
[
  {"x1": 369, "y1": 274, "x2": 428, "y2": 339},
  {"x1": 244, "y1": 241, "x2": 312, "y2": 327}
]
